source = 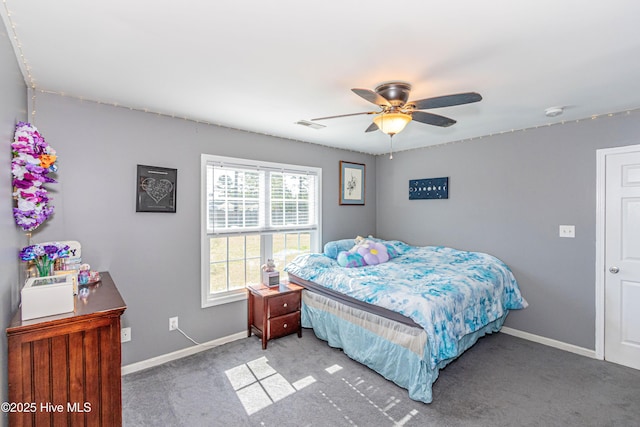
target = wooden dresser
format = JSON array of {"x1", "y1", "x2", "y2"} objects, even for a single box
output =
[
  {"x1": 6, "y1": 272, "x2": 127, "y2": 426},
  {"x1": 247, "y1": 282, "x2": 302, "y2": 349}
]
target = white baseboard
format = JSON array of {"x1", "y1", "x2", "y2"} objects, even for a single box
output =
[
  {"x1": 121, "y1": 331, "x2": 247, "y2": 376},
  {"x1": 500, "y1": 327, "x2": 597, "y2": 359},
  {"x1": 122, "y1": 327, "x2": 597, "y2": 376}
]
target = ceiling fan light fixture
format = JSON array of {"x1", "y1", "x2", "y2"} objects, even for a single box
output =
[{"x1": 373, "y1": 112, "x2": 412, "y2": 136}]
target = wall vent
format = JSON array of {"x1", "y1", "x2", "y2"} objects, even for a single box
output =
[{"x1": 295, "y1": 120, "x2": 326, "y2": 129}]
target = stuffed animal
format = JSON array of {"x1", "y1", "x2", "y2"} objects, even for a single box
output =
[
  {"x1": 348, "y1": 235, "x2": 367, "y2": 252},
  {"x1": 261, "y1": 259, "x2": 276, "y2": 272}
]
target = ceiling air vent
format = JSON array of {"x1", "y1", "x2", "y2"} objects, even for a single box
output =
[{"x1": 295, "y1": 120, "x2": 326, "y2": 129}]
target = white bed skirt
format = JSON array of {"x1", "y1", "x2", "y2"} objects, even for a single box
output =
[{"x1": 301, "y1": 289, "x2": 507, "y2": 403}]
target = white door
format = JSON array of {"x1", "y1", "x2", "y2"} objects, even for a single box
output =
[{"x1": 604, "y1": 149, "x2": 640, "y2": 370}]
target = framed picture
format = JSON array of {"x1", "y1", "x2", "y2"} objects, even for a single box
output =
[
  {"x1": 409, "y1": 177, "x2": 449, "y2": 200},
  {"x1": 339, "y1": 161, "x2": 365, "y2": 205},
  {"x1": 136, "y1": 164, "x2": 177, "y2": 213}
]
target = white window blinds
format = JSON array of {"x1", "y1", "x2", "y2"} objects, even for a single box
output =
[{"x1": 205, "y1": 159, "x2": 318, "y2": 235}]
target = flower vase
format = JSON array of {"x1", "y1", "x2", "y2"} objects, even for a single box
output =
[{"x1": 35, "y1": 257, "x2": 53, "y2": 277}]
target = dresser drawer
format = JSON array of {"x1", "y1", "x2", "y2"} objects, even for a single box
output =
[
  {"x1": 267, "y1": 292, "x2": 300, "y2": 317},
  {"x1": 268, "y1": 311, "x2": 301, "y2": 340}
]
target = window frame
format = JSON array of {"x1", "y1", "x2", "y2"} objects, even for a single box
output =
[{"x1": 200, "y1": 154, "x2": 322, "y2": 307}]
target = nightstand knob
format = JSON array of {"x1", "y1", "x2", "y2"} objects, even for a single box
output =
[
  {"x1": 283, "y1": 303, "x2": 288, "y2": 308},
  {"x1": 283, "y1": 323, "x2": 288, "y2": 328}
]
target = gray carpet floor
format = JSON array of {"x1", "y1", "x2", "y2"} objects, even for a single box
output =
[{"x1": 122, "y1": 330, "x2": 640, "y2": 426}]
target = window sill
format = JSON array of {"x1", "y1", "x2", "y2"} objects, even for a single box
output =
[{"x1": 202, "y1": 288, "x2": 248, "y2": 308}]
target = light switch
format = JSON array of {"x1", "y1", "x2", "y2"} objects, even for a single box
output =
[{"x1": 559, "y1": 225, "x2": 575, "y2": 238}]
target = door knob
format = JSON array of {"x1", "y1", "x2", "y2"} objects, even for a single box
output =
[{"x1": 609, "y1": 266, "x2": 620, "y2": 274}]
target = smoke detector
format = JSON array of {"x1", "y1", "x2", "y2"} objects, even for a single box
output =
[{"x1": 545, "y1": 107, "x2": 564, "y2": 117}]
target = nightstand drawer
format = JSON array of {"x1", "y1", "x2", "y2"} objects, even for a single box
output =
[
  {"x1": 269, "y1": 311, "x2": 301, "y2": 340},
  {"x1": 268, "y1": 292, "x2": 300, "y2": 317}
]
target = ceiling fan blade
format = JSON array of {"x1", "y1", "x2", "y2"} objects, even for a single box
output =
[
  {"x1": 352, "y1": 88, "x2": 391, "y2": 107},
  {"x1": 410, "y1": 92, "x2": 482, "y2": 110},
  {"x1": 412, "y1": 111, "x2": 457, "y2": 127},
  {"x1": 365, "y1": 122, "x2": 379, "y2": 133},
  {"x1": 311, "y1": 111, "x2": 378, "y2": 121}
]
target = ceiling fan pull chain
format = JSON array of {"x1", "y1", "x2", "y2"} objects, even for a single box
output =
[{"x1": 389, "y1": 135, "x2": 394, "y2": 160}]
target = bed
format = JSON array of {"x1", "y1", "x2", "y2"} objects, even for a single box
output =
[{"x1": 284, "y1": 238, "x2": 528, "y2": 403}]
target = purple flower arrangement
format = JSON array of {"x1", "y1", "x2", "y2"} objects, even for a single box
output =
[
  {"x1": 11, "y1": 122, "x2": 58, "y2": 231},
  {"x1": 20, "y1": 242, "x2": 70, "y2": 277}
]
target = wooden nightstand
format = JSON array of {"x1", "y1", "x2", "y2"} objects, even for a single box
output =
[{"x1": 247, "y1": 282, "x2": 303, "y2": 349}]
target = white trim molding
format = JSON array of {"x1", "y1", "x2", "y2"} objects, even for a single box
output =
[
  {"x1": 595, "y1": 147, "x2": 606, "y2": 360},
  {"x1": 122, "y1": 327, "x2": 599, "y2": 377},
  {"x1": 121, "y1": 331, "x2": 246, "y2": 376},
  {"x1": 500, "y1": 327, "x2": 597, "y2": 359}
]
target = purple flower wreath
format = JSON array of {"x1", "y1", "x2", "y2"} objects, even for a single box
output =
[{"x1": 11, "y1": 122, "x2": 58, "y2": 231}]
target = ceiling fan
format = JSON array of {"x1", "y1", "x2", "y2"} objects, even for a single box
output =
[{"x1": 311, "y1": 81, "x2": 482, "y2": 137}]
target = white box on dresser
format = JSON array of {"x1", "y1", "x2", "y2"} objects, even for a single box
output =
[{"x1": 21, "y1": 274, "x2": 75, "y2": 320}]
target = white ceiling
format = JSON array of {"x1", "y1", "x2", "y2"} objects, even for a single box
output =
[{"x1": 2, "y1": 1, "x2": 640, "y2": 155}]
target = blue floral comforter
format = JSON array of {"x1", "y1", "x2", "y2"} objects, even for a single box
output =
[{"x1": 285, "y1": 241, "x2": 528, "y2": 369}]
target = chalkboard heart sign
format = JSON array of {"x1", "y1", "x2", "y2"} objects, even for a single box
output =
[
  {"x1": 136, "y1": 165, "x2": 177, "y2": 212},
  {"x1": 141, "y1": 178, "x2": 174, "y2": 203}
]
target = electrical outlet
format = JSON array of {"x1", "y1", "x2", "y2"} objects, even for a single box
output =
[
  {"x1": 121, "y1": 327, "x2": 131, "y2": 343},
  {"x1": 559, "y1": 225, "x2": 575, "y2": 238},
  {"x1": 169, "y1": 316, "x2": 179, "y2": 331}
]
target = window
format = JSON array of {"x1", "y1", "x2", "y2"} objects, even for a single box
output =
[{"x1": 201, "y1": 155, "x2": 321, "y2": 307}]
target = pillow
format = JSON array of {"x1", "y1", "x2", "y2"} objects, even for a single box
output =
[
  {"x1": 336, "y1": 251, "x2": 367, "y2": 268},
  {"x1": 337, "y1": 239, "x2": 391, "y2": 267},
  {"x1": 364, "y1": 236, "x2": 405, "y2": 258},
  {"x1": 323, "y1": 238, "x2": 355, "y2": 259},
  {"x1": 383, "y1": 240, "x2": 411, "y2": 257},
  {"x1": 356, "y1": 240, "x2": 390, "y2": 265}
]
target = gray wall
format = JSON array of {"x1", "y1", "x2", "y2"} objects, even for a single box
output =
[
  {"x1": 375, "y1": 114, "x2": 640, "y2": 350},
  {"x1": 29, "y1": 92, "x2": 376, "y2": 365},
  {"x1": 0, "y1": 23, "x2": 27, "y2": 426}
]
